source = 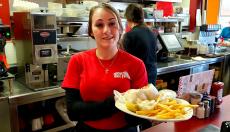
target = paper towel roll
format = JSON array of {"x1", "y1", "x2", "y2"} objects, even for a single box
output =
[
  {"x1": 196, "y1": 9, "x2": 202, "y2": 26},
  {"x1": 5, "y1": 41, "x2": 17, "y2": 66}
]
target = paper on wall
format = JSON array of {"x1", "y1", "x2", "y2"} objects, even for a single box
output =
[{"x1": 196, "y1": 9, "x2": 202, "y2": 26}]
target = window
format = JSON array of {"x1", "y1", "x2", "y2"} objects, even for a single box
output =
[
  {"x1": 219, "y1": 0, "x2": 230, "y2": 28},
  {"x1": 220, "y1": 0, "x2": 230, "y2": 16}
]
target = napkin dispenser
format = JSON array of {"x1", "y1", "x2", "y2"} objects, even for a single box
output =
[{"x1": 221, "y1": 121, "x2": 230, "y2": 132}]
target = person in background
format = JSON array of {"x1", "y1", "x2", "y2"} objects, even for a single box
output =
[
  {"x1": 62, "y1": 3, "x2": 150, "y2": 132},
  {"x1": 219, "y1": 21, "x2": 230, "y2": 40},
  {"x1": 122, "y1": 3, "x2": 158, "y2": 86}
]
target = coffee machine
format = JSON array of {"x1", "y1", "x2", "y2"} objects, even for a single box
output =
[
  {"x1": 31, "y1": 12, "x2": 58, "y2": 64},
  {"x1": 13, "y1": 12, "x2": 58, "y2": 90}
]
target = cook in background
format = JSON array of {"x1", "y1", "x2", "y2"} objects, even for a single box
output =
[
  {"x1": 219, "y1": 21, "x2": 230, "y2": 40},
  {"x1": 62, "y1": 3, "x2": 150, "y2": 132},
  {"x1": 122, "y1": 3, "x2": 158, "y2": 86}
]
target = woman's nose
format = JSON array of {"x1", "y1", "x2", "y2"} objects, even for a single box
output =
[{"x1": 103, "y1": 25, "x2": 111, "y2": 34}]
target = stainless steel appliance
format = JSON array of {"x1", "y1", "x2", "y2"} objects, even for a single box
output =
[
  {"x1": 13, "y1": 12, "x2": 58, "y2": 65},
  {"x1": 57, "y1": 55, "x2": 70, "y2": 81},
  {"x1": 31, "y1": 13, "x2": 58, "y2": 64},
  {"x1": 13, "y1": 12, "x2": 58, "y2": 90},
  {"x1": 25, "y1": 63, "x2": 46, "y2": 84}
]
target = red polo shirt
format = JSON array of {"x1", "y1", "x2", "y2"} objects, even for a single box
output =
[{"x1": 62, "y1": 49, "x2": 147, "y2": 130}]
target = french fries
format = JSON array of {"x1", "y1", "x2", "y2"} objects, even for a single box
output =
[{"x1": 126, "y1": 97, "x2": 198, "y2": 119}]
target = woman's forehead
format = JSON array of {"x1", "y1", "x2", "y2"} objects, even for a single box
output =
[{"x1": 92, "y1": 8, "x2": 117, "y2": 21}]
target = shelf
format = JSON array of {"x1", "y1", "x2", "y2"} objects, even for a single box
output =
[
  {"x1": 43, "y1": 122, "x2": 76, "y2": 132},
  {"x1": 57, "y1": 17, "x2": 89, "y2": 22},
  {"x1": 57, "y1": 36, "x2": 90, "y2": 42},
  {"x1": 144, "y1": 18, "x2": 183, "y2": 23},
  {"x1": 56, "y1": 16, "x2": 183, "y2": 23}
]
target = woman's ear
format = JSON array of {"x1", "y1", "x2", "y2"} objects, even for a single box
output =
[
  {"x1": 119, "y1": 29, "x2": 123, "y2": 35},
  {"x1": 90, "y1": 32, "x2": 94, "y2": 37}
]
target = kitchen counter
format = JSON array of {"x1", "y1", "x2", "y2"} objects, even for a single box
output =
[
  {"x1": 0, "y1": 80, "x2": 64, "y2": 132},
  {"x1": 157, "y1": 55, "x2": 225, "y2": 75},
  {"x1": 1, "y1": 52, "x2": 229, "y2": 104},
  {"x1": 0, "y1": 80, "x2": 63, "y2": 105},
  {"x1": 0, "y1": 51, "x2": 229, "y2": 132}
]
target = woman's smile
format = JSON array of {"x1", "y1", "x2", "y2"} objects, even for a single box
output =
[{"x1": 102, "y1": 36, "x2": 114, "y2": 40}]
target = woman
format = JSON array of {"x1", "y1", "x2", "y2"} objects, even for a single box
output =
[
  {"x1": 122, "y1": 3, "x2": 158, "y2": 86},
  {"x1": 62, "y1": 3, "x2": 149, "y2": 132}
]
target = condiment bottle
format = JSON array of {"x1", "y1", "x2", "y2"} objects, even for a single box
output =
[
  {"x1": 209, "y1": 95, "x2": 216, "y2": 114},
  {"x1": 196, "y1": 102, "x2": 205, "y2": 119},
  {"x1": 211, "y1": 82, "x2": 224, "y2": 108},
  {"x1": 190, "y1": 93, "x2": 202, "y2": 116},
  {"x1": 190, "y1": 93, "x2": 202, "y2": 103},
  {"x1": 204, "y1": 101, "x2": 210, "y2": 118}
]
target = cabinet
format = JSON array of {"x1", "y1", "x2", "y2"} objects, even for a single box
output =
[
  {"x1": 7, "y1": 83, "x2": 76, "y2": 132},
  {"x1": 0, "y1": 0, "x2": 10, "y2": 25},
  {"x1": 0, "y1": 97, "x2": 11, "y2": 132},
  {"x1": 110, "y1": 0, "x2": 141, "y2": 2},
  {"x1": 222, "y1": 54, "x2": 230, "y2": 95},
  {"x1": 147, "y1": 0, "x2": 182, "y2": 2},
  {"x1": 110, "y1": 0, "x2": 182, "y2": 2}
]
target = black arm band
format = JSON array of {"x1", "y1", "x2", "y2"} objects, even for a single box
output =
[{"x1": 64, "y1": 88, "x2": 119, "y2": 121}]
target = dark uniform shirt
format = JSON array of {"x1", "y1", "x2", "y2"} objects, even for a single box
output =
[
  {"x1": 123, "y1": 24, "x2": 157, "y2": 85},
  {"x1": 220, "y1": 27, "x2": 230, "y2": 40}
]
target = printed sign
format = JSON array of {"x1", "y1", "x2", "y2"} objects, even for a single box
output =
[{"x1": 178, "y1": 69, "x2": 215, "y2": 98}]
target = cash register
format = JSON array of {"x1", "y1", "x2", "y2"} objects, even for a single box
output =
[{"x1": 157, "y1": 33, "x2": 184, "y2": 62}]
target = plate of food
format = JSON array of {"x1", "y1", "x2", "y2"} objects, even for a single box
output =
[{"x1": 114, "y1": 84, "x2": 197, "y2": 122}]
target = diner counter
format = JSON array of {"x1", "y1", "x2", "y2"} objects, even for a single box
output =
[
  {"x1": 0, "y1": 51, "x2": 229, "y2": 132},
  {"x1": 0, "y1": 80, "x2": 64, "y2": 105},
  {"x1": 157, "y1": 55, "x2": 225, "y2": 75},
  {"x1": 143, "y1": 95, "x2": 230, "y2": 132},
  {"x1": 0, "y1": 52, "x2": 229, "y2": 105}
]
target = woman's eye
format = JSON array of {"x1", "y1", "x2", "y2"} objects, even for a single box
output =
[
  {"x1": 109, "y1": 22, "x2": 116, "y2": 27},
  {"x1": 95, "y1": 23, "x2": 104, "y2": 28}
]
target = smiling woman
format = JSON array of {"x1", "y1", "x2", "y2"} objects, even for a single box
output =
[{"x1": 62, "y1": 3, "x2": 151, "y2": 132}]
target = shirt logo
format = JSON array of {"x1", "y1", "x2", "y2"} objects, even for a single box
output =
[{"x1": 114, "y1": 71, "x2": 130, "y2": 79}]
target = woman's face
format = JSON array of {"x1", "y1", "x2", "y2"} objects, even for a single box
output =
[{"x1": 90, "y1": 8, "x2": 120, "y2": 49}]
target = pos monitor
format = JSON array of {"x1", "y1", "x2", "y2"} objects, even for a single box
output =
[{"x1": 157, "y1": 33, "x2": 184, "y2": 62}]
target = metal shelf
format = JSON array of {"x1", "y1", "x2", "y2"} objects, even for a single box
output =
[
  {"x1": 57, "y1": 36, "x2": 90, "y2": 42},
  {"x1": 56, "y1": 17, "x2": 89, "y2": 22},
  {"x1": 43, "y1": 122, "x2": 76, "y2": 132},
  {"x1": 56, "y1": 16, "x2": 183, "y2": 23}
]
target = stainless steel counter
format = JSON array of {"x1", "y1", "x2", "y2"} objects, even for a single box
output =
[
  {"x1": 0, "y1": 81, "x2": 64, "y2": 132},
  {"x1": 0, "y1": 81, "x2": 63, "y2": 105},
  {"x1": 0, "y1": 54, "x2": 228, "y2": 105},
  {"x1": 157, "y1": 56, "x2": 225, "y2": 75},
  {"x1": 0, "y1": 51, "x2": 229, "y2": 132}
]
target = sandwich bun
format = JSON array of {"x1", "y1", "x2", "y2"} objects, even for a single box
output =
[
  {"x1": 123, "y1": 89, "x2": 138, "y2": 103},
  {"x1": 141, "y1": 84, "x2": 159, "y2": 100}
]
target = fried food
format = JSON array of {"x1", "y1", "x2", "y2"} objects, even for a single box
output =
[
  {"x1": 117, "y1": 84, "x2": 198, "y2": 120},
  {"x1": 125, "y1": 92, "x2": 198, "y2": 120}
]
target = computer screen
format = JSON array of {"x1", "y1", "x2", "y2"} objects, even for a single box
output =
[{"x1": 158, "y1": 33, "x2": 184, "y2": 52}]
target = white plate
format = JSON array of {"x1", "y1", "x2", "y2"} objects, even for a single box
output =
[{"x1": 115, "y1": 98, "x2": 193, "y2": 122}]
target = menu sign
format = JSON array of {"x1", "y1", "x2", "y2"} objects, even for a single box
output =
[{"x1": 178, "y1": 69, "x2": 215, "y2": 98}]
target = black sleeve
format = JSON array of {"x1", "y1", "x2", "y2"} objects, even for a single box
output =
[{"x1": 64, "y1": 88, "x2": 119, "y2": 121}]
